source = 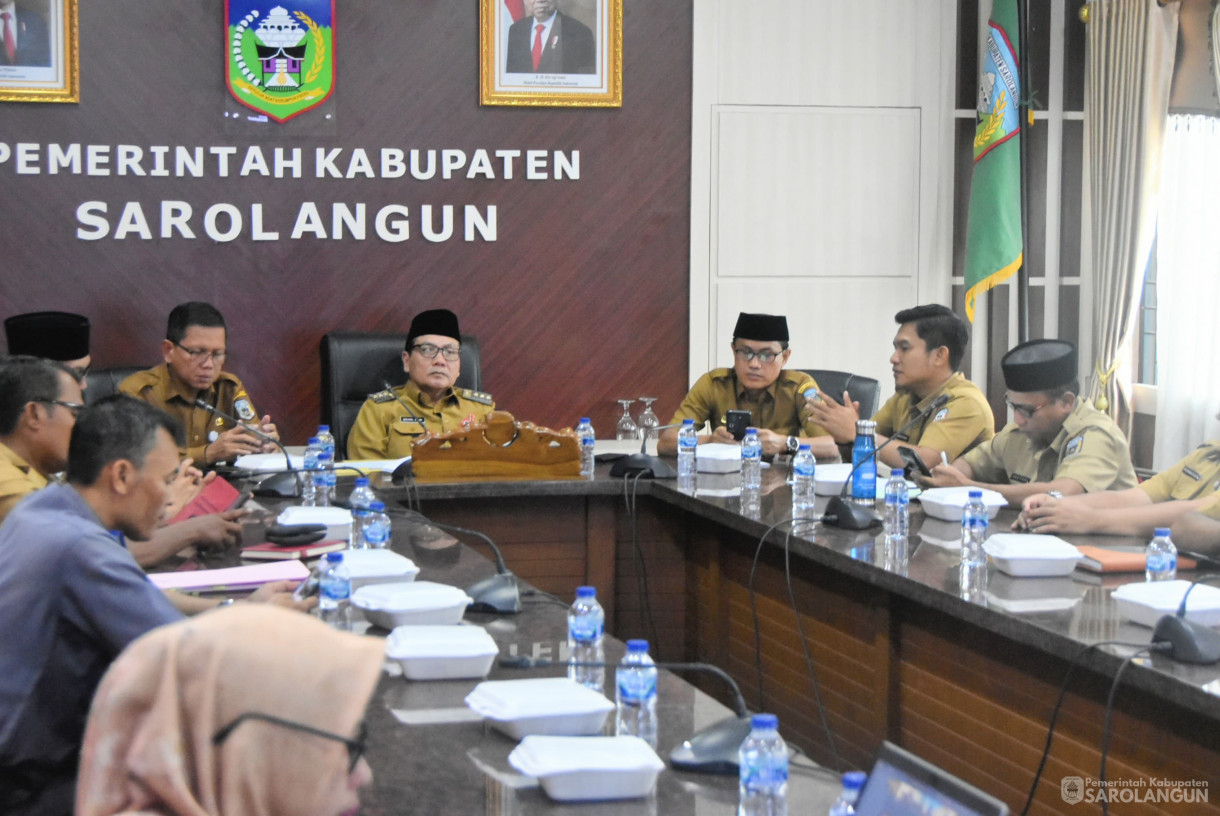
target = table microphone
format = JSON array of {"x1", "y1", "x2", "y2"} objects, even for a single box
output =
[
  {"x1": 193, "y1": 398, "x2": 300, "y2": 498},
  {"x1": 498, "y1": 655, "x2": 751, "y2": 774},
  {"x1": 608, "y1": 423, "x2": 682, "y2": 479},
  {"x1": 1151, "y1": 573, "x2": 1220, "y2": 664},
  {"x1": 426, "y1": 519, "x2": 521, "y2": 613},
  {"x1": 823, "y1": 393, "x2": 951, "y2": 530}
]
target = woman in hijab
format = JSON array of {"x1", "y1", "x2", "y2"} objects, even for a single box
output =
[{"x1": 76, "y1": 604, "x2": 384, "y2": 816}]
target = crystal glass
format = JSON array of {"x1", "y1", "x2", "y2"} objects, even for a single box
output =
[
  {"x1": 616, "y1": 399, "x2": 639, "y2": 440},
  {"x1": 636, "y1": 397, "x2": 659, "y2": 440}
]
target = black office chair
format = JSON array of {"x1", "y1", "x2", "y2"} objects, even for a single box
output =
[
  {"x1": 799, "y1": 369, "x2": 881, "y2": 418},
  {"x1": 84, "y1": 366, "x2": 145, "y2": 404},
  {"x1": 320, "y1": 332, "x2": 482, "y2": 459}
]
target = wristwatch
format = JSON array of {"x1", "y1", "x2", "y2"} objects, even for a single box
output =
[{"x1": 786, "y1": 436, "x2": 799, "y2": 456}]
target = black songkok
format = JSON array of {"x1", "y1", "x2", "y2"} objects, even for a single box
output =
[
  {"x1": 406, "y1": 309, "x2": 461, "y2": 349},
  {"x1": 732, "y1": 312, "x2": 789, "y2": 343},
  {"x1": 4, "y1": 311, "x2": 91, "y2": 360},
  {"x1": 1001, "y1": 339, "x2": 1077, "y2": 392}
]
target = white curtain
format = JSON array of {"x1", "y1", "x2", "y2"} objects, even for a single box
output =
[
  {"x1": 1153, "y1": 114, "x2": 1220, "y2": 469},
  {"x1": 1083, "y1": 0, "x2": 1178, "y2": 435}
]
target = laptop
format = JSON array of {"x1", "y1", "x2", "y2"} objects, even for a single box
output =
[{"x1": 855, "y1": 741, "x2": 1010, "y2": 816}]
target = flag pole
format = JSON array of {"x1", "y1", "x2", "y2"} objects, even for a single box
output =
[{"x1": 1016, "y1": 0, "x2": 1030, "y2": 343}]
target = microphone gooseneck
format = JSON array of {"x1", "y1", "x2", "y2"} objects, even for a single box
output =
[
  {"x1": 194, "y1": 397, "x2": 300, "y2": 497},
  {"x1": 381, "y1": 380, "x2": 423, "y2": 420}
]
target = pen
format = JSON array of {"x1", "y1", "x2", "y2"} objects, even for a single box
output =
[{"x1": 940, "y1": 452, "x2": 949, "y2": 466}]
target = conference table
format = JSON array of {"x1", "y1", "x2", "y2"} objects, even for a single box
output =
[
  {"x1": 334, "y1": 456, "x2": 1220, "y2": 816},
  {"x1": 225, "y1": 481, "x2": 844, "y2": 815}
]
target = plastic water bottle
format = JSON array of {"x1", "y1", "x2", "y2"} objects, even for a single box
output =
[
  {"x1": 316, "y1": 425, "x2": 337, "y2": 504},
  {"x1": 615, "y1": 639, "x2": 658, "y2": 748},
  {"x1": 302, "y1": 437, "x2": 320, "y2": 506},
  {"x1": 1145, "y1": 527, "x2": 1177, "y2": 581},
  {"x1": 884, "y1": 470, "x2": 909, "y2": 539},
  {"x1": 677, "y1": 419, "x2": 697, "y2": 479},
  {"x1": 828, "y1": 770, "x2": 867, "y2": 816},
  {"x1": 741, "y1": 427, "x2": 762, "y2": 489},
  {"x1": 348, "y1": 476, "x2": 375, "y2": 548},
  {"x1": 960, "y1": 489, "x2": 988, "y2": 567},
  {"x1": 314, "y1": 447, "x2": 332, "y2": 507},
  {"x1": 362, "y1": 501, "x2": 391, "y2": 549},
  {"x1": 318, "y1": 552, "x2": 351, "y2": 631},
  {"x1": 738, "y1": 713, "x2": 788, "y2": 816},
  {"x1": 577, "y1": 417, "x2": 596, "y2": 478},
  {"x1": 851, "y1": 420, "x2": 877, "y2": 506},
  {"x1": 792, "y1": 444, "x2": 816, "y2": 518},
  {"x1": 567, "y1": 586, "x2": 605, "y2": 693}
]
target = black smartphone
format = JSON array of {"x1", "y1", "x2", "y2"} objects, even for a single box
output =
[
  {"x1": 724, "y1": 410, "x2": 752, "y2": 441},
  {"x1": 292, "y1": 574, "x2": 319, "y2": 602},
  {"x1": 898, "y1": 446, "x2": 932, "y2": 477}
]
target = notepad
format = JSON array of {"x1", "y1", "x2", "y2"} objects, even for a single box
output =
[{"x1": 149, "y1": 560, "x2": 309, "y2": 591}]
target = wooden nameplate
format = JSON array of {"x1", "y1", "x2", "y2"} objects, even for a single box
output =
[{"x1": 410, "y1": 411, "x2": 582, "y2": 481}]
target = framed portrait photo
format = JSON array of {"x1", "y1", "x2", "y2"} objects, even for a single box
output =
[
  {"x1": 480, "y1": 0, "x2": 621, "y2": 108},
  {"x1": 0, "y1": 0, "x2": 78, "y2": 103}
]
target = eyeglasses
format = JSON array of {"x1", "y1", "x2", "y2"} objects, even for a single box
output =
[
  {"x1": 1005, "y1": 396, "x2": 1048, "y2": 419},
  {"x1": 67, "y1": 364, "x2": 90, "y2": 380},
  {"x1": 732, "y1": 347, "x2": 782, "y2": 364},
  {"x1": 410, "y1": 343, "x2": 461, "y2": 361},
  {"x1": 37, "y1": 399, "x2": 85, "y2": 417},
  {"x1": 172, "y1": 341, "x2": 227, "y2": 363},
  {"x1": 213, "y1": 712, "x2": 368, "y2": 773}
]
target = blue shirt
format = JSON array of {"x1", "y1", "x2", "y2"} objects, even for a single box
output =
[{"x1": 0, "y1": 483, "x2": 182, "y2": 805}]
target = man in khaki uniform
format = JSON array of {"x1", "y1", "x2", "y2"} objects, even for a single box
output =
[
  {"x1": 924, "y1": 339, "x2": 1136, "y2": 506},
  {"x1": 0, "y1": 357, "x2": 82, "y2": 523},
  {"x1": 658, "y1": 312, "x2": 830, "y2": 457},
  {"x1": 119, "y1": 302, "x2": 277, "y2": 467},
  {"x1": 347, "y1": 309, "x2": 495, "y2": 460},
  {"x1": 1021, "y1": 441, "x2": 1220, "y2": 538},
  {"x1": 808, "y1": 304, "x2": 994, "y2": 468}
]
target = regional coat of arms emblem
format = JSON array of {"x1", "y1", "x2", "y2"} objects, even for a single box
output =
[{"x1": 225, "y1": 1, "x2": 335, "y2": 122}]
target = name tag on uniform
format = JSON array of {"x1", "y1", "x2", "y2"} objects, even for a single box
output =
[
  {"x1": 399, "y1": 416, "x2": 424, "y2": 425},
  {"x1": 893, "y1": 432, "x2": 910, "y2": 442},
  {"x1": 1184, "y1": 466, "x2": 1202, "y2": 481},
  {"x1": 1011, "y1": 474, "x2": 1031, "y2": 484}
]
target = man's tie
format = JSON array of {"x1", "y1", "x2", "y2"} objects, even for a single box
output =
[
  {"x1": 531, "y1": 23, "x2": 544, "y2": 71},
  {"x1": 2, "y1": 13, "x2": 15, "y2": 66}
]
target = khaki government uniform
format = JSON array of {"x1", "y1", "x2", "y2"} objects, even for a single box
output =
[
  {"x1": 1139, "y1": 442, "x2": 1220, "y2": 503},
  {"x1": 0, "y1": 442, "x2": 48, "y2": 523},
  {"x1": 346, "y1": 380, "x2": 496, "y2": 460},
  {"x1": 961, "y1": 399, "x2": 1136, "y2": 492},
  {"x1": 872, "y1": 372, "x2": 995, "y2": 460},
  {"x1": 118, "y1": 364, "x2": 261, "y2": 465},
  {"x1": 668, "y1": 369, "x2": 831, "y2": 439}
]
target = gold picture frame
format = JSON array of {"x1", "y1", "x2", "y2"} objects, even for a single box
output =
[
  {"x1": 0, "y1": 0, "x2": 78, "y2": 103},
  {"x1": 480, "y1": 0, "x2": 621, "y2": 108}
]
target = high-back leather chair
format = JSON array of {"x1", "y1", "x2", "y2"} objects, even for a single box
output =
[
  {"x1": 320, "y1": 332, "x2": 482, "y2": 458},
  {"x1": 84, "y1": 366, "x2": 145, "y2": 405},
  {"x1": 799, "y1": 369, "x2": 882, "y2": 418}
]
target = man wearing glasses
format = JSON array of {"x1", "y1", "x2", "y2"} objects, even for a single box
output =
[
  {"x1": 657, "y1": 312, "x2": 830, "y2": 457},
  {"x1": 0, "y1": 356, "x2": 83, "y2": 523},
  {"x1": 4, "y1": 311, "x2": 93, "y2": 385},
  {"x1": 119, "y1": 302, "x2": 277, "y2": 466},
  {"x1": 921, "y1": 339, "x2": 1136, "y2": 507},
  {"x1": 346, "y1": 309, "x2": 495, "y2": 460}
]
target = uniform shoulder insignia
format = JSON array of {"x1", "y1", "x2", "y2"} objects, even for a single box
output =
[
  {"x1": 709, "y1": 368, "x2": 733, "y2": 380},
  {"x1": 233, "y1": 395, "x2": 256, "y2": 421},
  {"x1": 932, "y1": 407, "x2": 950, "y2": 422},
  {"x1": 216, "y1": 371, "x2": 243, "y2": 385},
  {"x1": 370, "y1": 389, "x2": 397, "y2": 403},
  {"x1": 458, "y1": 388, "x2": 494, "y2": 406},
  {"x1": 1064, "y1": 433, "x2": 1085, "y2": 458}
]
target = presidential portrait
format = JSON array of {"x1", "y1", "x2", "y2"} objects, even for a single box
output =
[{"x1": 0, "y1": 0, "x2": 78, "y2": 103}]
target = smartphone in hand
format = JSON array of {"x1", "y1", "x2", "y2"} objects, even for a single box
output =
[{"x1": 725, "y1": 410, "x2": 752, "y2": 441}]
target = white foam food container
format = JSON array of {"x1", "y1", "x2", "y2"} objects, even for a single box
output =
[
  {"x1": 276, "y1": 505, "x2": 353, "y2": 543},
  {"x1": 695, "y1": 443, "x2": 742, "y2": 473},
  {"x1": 983, "y1": 534, "x2": 1084, "y2": 577},
  {"x1": 352, "y1": 581, "x2": 470, "y2": 628},
  {"x1": 465, "y1": 677, "x2": 614, "y2": 739},
  {"x1": 508, "y1": 736, "x2": 664, "y2": 802},
  {"x1": 384, "y1": 624, "x2": 499, "y2": 680},
  {"x1": 918, "y1": 487, "x2": 1007, "y2": 522},
  {"x1": 1111, "y1": 580, "x2": 1220, "y2": 628},
  {"x1": 341, "y1": 549, "x2": 420, "y2": 589}
]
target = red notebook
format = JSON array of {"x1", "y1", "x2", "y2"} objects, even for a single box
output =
[
  {"x1": 240, "y1": 540, "x2": 348, "y2": 561},
  {"x1": 167, "y1": 478, "x2": 242, "y2": 525}
]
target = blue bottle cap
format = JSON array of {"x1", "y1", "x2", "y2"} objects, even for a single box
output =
[
  {"x1": 326, "y1": 552, "x2": 343, "y2": 562},
  {"x1": 682, "y1": 418, "x2": 694, "y2": 425},
  {"x1": 751, "y1": 713, "x2": 778, "y2": 730},
  {"x1": 370, "y1": 500, "x2": 385, "y2": 512},
  {"x1": 843, "y1": 770, "x2": 867, "y2": 789},
  {"x1": 626, "y1": 639, "x2": 649, "y2": 653},
  {"x1": 968, "y1": 489, "x2": 983, "y2": 498},
  {"x1": 798, "y1": 443, "x2": 811, "y2": 451},
  {"x1": 580, "y1": 417, "x2": 591, "y2": 423},
  {"x1": 318, "y1": 425, "x2": 329, "y2": 432},
  {"x1": 1154, "y1": 527, "x2": 1171, "y2": 537},
  {"x1": 354, "y1": 476, "x2": 369, "y2": 486},
  {"x1": 576, "y1": 586, "x2": 596, "y2": 598},
  {"x1": 745, "y1": 426, "x2": 757, "y2": 434}
]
